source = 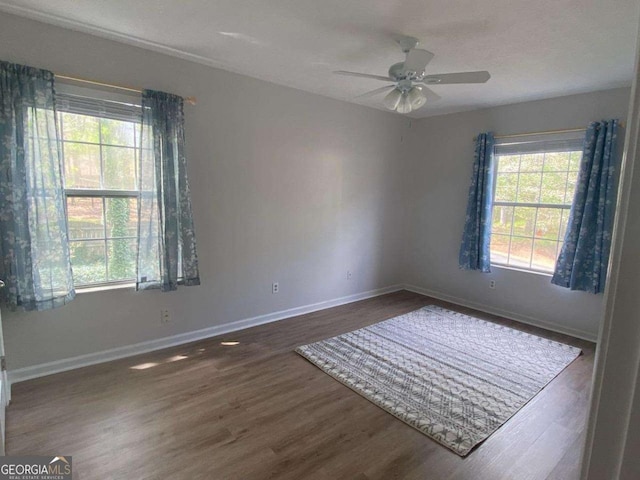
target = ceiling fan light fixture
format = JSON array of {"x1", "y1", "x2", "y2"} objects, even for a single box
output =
[
  {"x1": 407, "y1": 86, "x2": 427, "y2": 109},
  {"x1": 396, "y1": 93, "x2": 413, "y2": 114},
  {"x1": 383, "y1": 88, "x2": 402, "y2": 110}
]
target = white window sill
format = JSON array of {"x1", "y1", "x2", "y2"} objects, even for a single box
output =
[
  {"x1": 490, "y1": 264, "x2": 553, "y2": 278},
  {"x1": 76, "y1": 282, "x2": 136, "y2": 294}
]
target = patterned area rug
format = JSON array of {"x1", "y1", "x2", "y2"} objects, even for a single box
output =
[{"x1": 295, "y1": 305, "x2": 581, "y2": 456}]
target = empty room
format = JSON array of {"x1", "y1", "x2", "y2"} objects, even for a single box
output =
[{"x1": 0, "y1": 1, "x2": 640, "y2": 479}]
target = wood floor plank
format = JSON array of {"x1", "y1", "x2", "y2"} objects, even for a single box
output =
[
  {"x1": 545, "y1": 432, "x2": 587, "y2": 480},
  {"x1": 6, "y1": 291, "x2": 594, "y2": 479}
]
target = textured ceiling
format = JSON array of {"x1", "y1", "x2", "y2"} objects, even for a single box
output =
[{"x1": 0, "y1": 0, "x2": 638, "y2": 117}]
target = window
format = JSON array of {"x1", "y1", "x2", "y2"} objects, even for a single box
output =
[
  {"x1": 490, "y1": 135, "x2": 583, "y2": 273},
  {"x1": 57, "y1": 87, "x2": 142, "y2": 287}
]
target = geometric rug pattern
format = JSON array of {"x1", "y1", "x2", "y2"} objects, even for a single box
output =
[{"x1": 296, "y1": 305, "x2": 581, "y2": 456}]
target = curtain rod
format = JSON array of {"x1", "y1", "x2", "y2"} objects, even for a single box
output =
[
  {"x1": 55, "y1": 74, "x2": 197, "y2": 106},
  {"x1": 473, "y1": 123, "x2": 625, "y2": 142}
]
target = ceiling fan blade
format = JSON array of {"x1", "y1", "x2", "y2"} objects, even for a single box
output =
[
  {"x1": 355, "y1": 85, "x2": 396, "y2": 99},
  {"x1": 422, "y1": 71, "x2": 491, "y2": 84},
  {"x1": 403, "y1": 49, "x2": 434, "y2": 74},
  {"x1": 334, "y1": 71, "x2": 392, "y2": 82},
  {"x1": 419, "y1": 86, "x2": 442, "y2": 102}
]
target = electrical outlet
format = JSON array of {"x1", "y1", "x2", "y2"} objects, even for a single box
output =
[
  {"x1": 347, "y1": 270, "x2": 352, "y2": 280},
  {"x1": 272, "y1": 282, "x2": 279, "y2": 294},
  {"x1": 489, "y1": 280, "x2": 496, "y2": 289},
  {"x1": 160, "y1": 309, "x2": 171, "y2": 324}
]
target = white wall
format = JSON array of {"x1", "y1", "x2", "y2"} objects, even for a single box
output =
[
  {"x1": 0, "y1": 13, "x2": 631, "y2": 374},
  {"x1": 404, "y1": 88, "x2": 631, "y2": 340},
  {"x1": 0, "y1": 14, "x2": 409, "y2": 370}
]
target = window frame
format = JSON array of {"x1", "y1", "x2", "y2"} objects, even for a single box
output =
[
  {"x1": 57, "y1": 84, "x2": 143, "y2": 289},
  {"x1": 489, "y1": 134, "x2": 584, "y2": 275}
]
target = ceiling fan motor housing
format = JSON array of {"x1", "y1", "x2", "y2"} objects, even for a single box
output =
[
  {"x1": 395, "y1": 78, "x2": 413, "y2": 94},
  {"x1": 389, "y1": 62, "x2": 425, "y2": 84}
]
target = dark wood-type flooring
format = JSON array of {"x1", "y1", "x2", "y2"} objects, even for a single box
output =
[{"x1": 7, "y1": 291, "x2": 595, "y2": 479}]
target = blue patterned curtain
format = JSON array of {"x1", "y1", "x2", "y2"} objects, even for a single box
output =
[
  {"x1": 0, "y1": 61, "x2": 75, "y2": 310},
  {"x1": 551, "y1": 120, "x2": 619, "y2": 293},
  {"x1": 459, "y1": 133, "x2": 495, "y2": 272},
  {"x1": 137, "y1": 90, "x2": 200, "y2": 291}
]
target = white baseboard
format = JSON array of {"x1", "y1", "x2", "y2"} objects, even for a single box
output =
[
  {"x1": 9, "y1": 282, "x2": 596, "y2": 391},
  {"x1": 403, "y1": 284, "x2": 598, "y2": 343},
  {"x1": 8, "y1": 284, "x2": 404, "y2": 387}
]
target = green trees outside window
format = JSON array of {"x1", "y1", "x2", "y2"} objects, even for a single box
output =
[{"x1": 61, "y1": 111, "x2": 139, "y2": 285}]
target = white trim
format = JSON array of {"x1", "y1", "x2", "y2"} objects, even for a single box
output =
[
  {"x1": 490, "y1": 264, "x2": 553, "y2": 278},
  {"x1": 0, "y1": 2, "x2": 263, "y2": 82},
  {"x1": 403, "y1": 284, "x2": 598, "y2": 342},
  {"x1": 76, "y1": 282, "x2": 135, "y2": 294},
  {"x1": 7, "y1": 285, "x2": 404, "y2": 387},
  {"x1": 7, "y1": 282, "x2": 597, "y2": 393},
  {"x1": 580, "y1": 27, "x2": 640, "y2": 479}
]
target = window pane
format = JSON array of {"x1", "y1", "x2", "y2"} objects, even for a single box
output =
[
  {"x1": 138, "y1": 235, "x2": 160, "y2": 281},
  {"x1": 519, "y1": 153, "x2": 544, "y2": 172},
  {"x1": 532, "y1": 239, "x2": 559, "y2": 272},
  {"x1": 497, "y1": 155, "x2": 520, "y2": 173},
  {"x1": 60, "y1": 112, "x2": 100, "y2": 143},
  {"x1": 70, "y1": 240, "x2": 107, "y2": 285},
  {"x1": 569, "y1": 151, "x2": 582, "y2": 171},
  {"x1": 67, "y1": 197, "x2": 105, "y2": 240},
  {"x1": 105, "y1": 197, "x2": 138, "y2": 238},
  {"x1": 495, "y1": 173, "x2": 518, "y2": 202},
  {"x1": 107, "y1": 239, "x2": 136, "y2": 281},
  {"x1": 559, "y1": 210, "x2": 570, "y2": 240},
  {"x1": 543, "y1": 151, "x2": 570, "y2": 172},
  {"x1": 516, "y1": 172, "x2": 542, "y2": 202},
  {"x1": 490, "y1": 234, "x2": 510, "y2": 265},
  {"x1": 490, "y1": 145, "x2": 582, "y2": 274},
  {"x1": 103, "y1": 146, "x2": 137, "y2": 190},
  {"x1": 508, "y1": 237, "x2": 533, "y2": 268},
  {"x1": 100, "y1": 118, "x2": 136, "y2": 147},
  {"x1": 63, "y1": 142, "x2": 101, "y2": 188},
  {"x1": 61, "y1": 105, "x2": 143, "y2": 287},
  {"x1": 565, "y1": 170, "x2": 579, "y2": 203},
  {"x1": 540, "y1": 172, "x2": 568, "y2": 204},
  {"x1": 534, "y1": 208, "x2": 563, "y2": 240},
  {"x1": 492, "y1": 205, "x2": 514, "y2": 234},
  {"x1": 512, "y1": 207, "x2": 536, "y2": 237}
]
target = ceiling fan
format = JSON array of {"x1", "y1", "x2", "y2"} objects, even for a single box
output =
[{"x1": 334, "y1": 36, "x2": 490, "y2": 114}]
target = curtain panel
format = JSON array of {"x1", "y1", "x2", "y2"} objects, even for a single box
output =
[
  {"x1": 0, "y1": 61, "x2": 75, "y2": 310},
  {"x1": 136, "y1": 90, "x2": 200, "y2": 291},
  {"x1": 551, "y1": 120, "x2": 620, "y2": 294},
  {"x1": 459, "y1": 132, "x2": 495, "y2": 272}
]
